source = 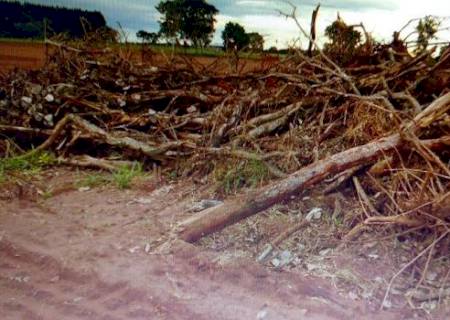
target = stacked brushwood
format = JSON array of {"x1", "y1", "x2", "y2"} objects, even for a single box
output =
[{"x1": 0, "y1": 39, "x2": 449, "y2": 244}]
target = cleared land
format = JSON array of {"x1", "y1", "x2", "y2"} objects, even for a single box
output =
[
  {"x1": 1, "y1": 37, "x2": 449, "y2": 319},
  {"x1": 0, "y1": 41, "x2": 46, "y2": 71},
  {"x1": 0, "y1": 41, "x2": 278, "y2": 73}
]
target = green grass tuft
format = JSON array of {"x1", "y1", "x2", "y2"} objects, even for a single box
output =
[
  {"x1": 0, "y1": 151, "x2": 56, "y2": 183},
  {"x1": 112, "y1": 162, "x2": 144, "y2": 189},
  {"x1": 216, "y1": 159, "x2": 270, "y2": 194},
  {"x1": 75, "y1": 172, "x2": 110, "y2": 189}
]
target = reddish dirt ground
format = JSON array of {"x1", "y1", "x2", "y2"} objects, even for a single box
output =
[
  {"x1": 0, "y1": 42, "x2": 46, "y2": 71},
  {"x1": 0, "y1": 41, "x2": 276, "y2": 73},
  {"x1": 0, "y1": 169, "x2": 417, "y2": 320}
]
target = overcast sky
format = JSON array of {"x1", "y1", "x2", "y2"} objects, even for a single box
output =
[{"x1": 17, "y1": 0, "x2": 450, "y2": 48}]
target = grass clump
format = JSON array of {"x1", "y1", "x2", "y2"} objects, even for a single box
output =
[
  {"x1": 75, "y1": 172, "x2": 110, "y2": 189},
  {"x1": 215, "y1": 159, "x2": 270, "y2": 194},
  {"x1": 0, "y1": 151, "x2": 56, "y2": 183},
  {"x1": 75, "y1": 162, "x2": 145, "y2": 190},
  {"x1": 112, "y1": 162, "x2": 144, "y2": 189}
]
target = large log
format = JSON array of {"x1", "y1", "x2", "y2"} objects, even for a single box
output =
[
  {"x1": 177, "y1": 134, "x2": 401, "y2": 242},
  {"x1": 177, "y1": 93, "x2": 450, "y2": 242}
]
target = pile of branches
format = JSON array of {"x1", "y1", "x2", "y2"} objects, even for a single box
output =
[{"x1": 1, "y1": 35, "x2": 450, "y2": 242}]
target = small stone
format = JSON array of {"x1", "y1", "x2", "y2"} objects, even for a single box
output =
[
  {"x1": 361, "y1": 290, "x2": 373, "y2": 299},
  {"x1": 278, "y1": 250, "x2": 292, "y2": 267},
  {"x1": 271, "y1": 258, "x2": 281, "y2": 267},
  {"x1": 144, "y1": 243, "x2": 151, "y2": 253},
  {"x1": 134, "y1": 198, "x2": 152, "y2": 204},
  {"x1": 117, "y1": 98, "x2": 126, "y2": 107},
  {"x1": 348, "y1": 291, "x2": 358, "y2": 300},
  {"x1": 148, "y1": 108, "x2": 156, "y2": 115},
  {"x1": 21, "y1": 96, "x2": 32, "y2": 104},
  {"x1": 128, "y1": 246, "x2": 140, "y2": 253},
  {"x1": 131, "y1": 93, "x2": 141, "y2": 101},
  {"x1": 44, "y1": 94, "x2": 54, "y2": 102},
  {"x1": 189, "y1": 199, "x2": 224, "y2": 212},
  {"x1": 319, "y1": 248, "x2": 331, "y2": 256},
  {"x1": 44, "y1": 114, "x2": 54, "y2": 126},
  {"x1": 426, "y1": 271, "x2": 438, "y2": 281},
  {"x1": 78, "y1": 187, "x2": 91, "y2": 192},
  {"x1": 29, "y1": 84, "x2": 42, "y2": 95},
  {"x1": 33, "y1": 113, "x2": 44, "y2": 122},
  {"x1": 306, "y1": 263, "x2": 319, "y2": 271},
  {"x1": 256, "y1": 303, "x2": 269, "y2": 320},
  {"x1": 305, "y1": 208, "x2": 322, "y2": 221},
  {"x1": 72, "y1": 297, "x2": 83, "y2": 303},
  {"x1": 421, "y1": 301, "x2": 437, "y2": 311},
  {"x1": 187, "y1": 105, "x2": 197, "y2": 113},
  {"x1": 256, "y1": 245, "x2": 273, "y2": 263},
  {"x1": 382, "y1": 299, "x2": 392, "y2": 309}
]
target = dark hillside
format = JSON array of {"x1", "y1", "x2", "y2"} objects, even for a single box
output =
[{"x1": 0, "y1": 0, "x2": 106, "y2": 39}]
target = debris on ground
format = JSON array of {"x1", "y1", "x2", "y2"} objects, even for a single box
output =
[{"x1": 1, "y1": 24, "x2": 449, "y2": 313}]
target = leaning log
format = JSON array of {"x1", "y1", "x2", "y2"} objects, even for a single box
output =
[
  {"x1": 177, "y1": 133, "x2": 402, "y2": 242},
  {"x1": 177, "y1": 93, "x2": 450, "y2": 242}
]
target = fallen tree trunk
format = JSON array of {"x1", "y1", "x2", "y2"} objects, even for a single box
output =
[
  {"x1": 177, "y1": 133, "x2": 402, "y2": 242},
  {"x1": 177, "y1": 93, "x2": 450, "y2": 242}
]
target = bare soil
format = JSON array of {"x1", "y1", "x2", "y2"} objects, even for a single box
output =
[
  {"x1": 1, "y1": 169, "x2": 447, "y2": 319},
  {"x1": 0, "y1": 41, "x2": 275, "y2": 73},
  {"x1": 0, "y1": 42, "x2": 45, "y2": 72}
]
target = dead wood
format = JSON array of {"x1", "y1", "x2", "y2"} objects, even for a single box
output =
[
  {"x1": 0, "y1": 125, "x2": 53, "y2": 137},
  {"x1": 2, "y1": 30, "x2": 450, "y2": 259},
  {"x1": 33, "y1": 114, "x2": 188, "y2": 160},
  {"x1": 57, "y1": 155, "x2": 135, "y2": 171},
  {"x1": 307, "y1": 4, "x2": 320, "y2": 57},
  {"x1": 257, "y1": 219, "x2": 309, "y2": 262},
  {"x1": 177, "y1": 133, "x2": 403, "y2": 242},
  {"x1": 177, "y1": 93, "x2": 450, "y2": 242}
]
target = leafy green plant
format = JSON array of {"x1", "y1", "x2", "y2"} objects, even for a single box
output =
[
  {"x1": 112, "y1": 162, "x2": 143, "y2": 189},
  {"x1": 415, "y1": 16, "x2": 440, "y2": 53}
]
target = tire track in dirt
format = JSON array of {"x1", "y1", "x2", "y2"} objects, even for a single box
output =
[
  {"x1": 0, "y1": 180, "x2": 405, "y2": 320},
  {"x1": 0, "y1": 239, "x2": 208, "y2": 320}
]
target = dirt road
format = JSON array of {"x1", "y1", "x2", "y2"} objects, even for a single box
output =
[{"x1": 0, "y1": 170, "x2": 412, "y2": 320}]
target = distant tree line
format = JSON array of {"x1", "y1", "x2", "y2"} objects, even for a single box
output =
[
  {"x1": 0, "y1": 0, "x2": 107, "y2": 39},
  {"x1": 137, "y1": 0, "x2": 265, "y2": 51}
]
